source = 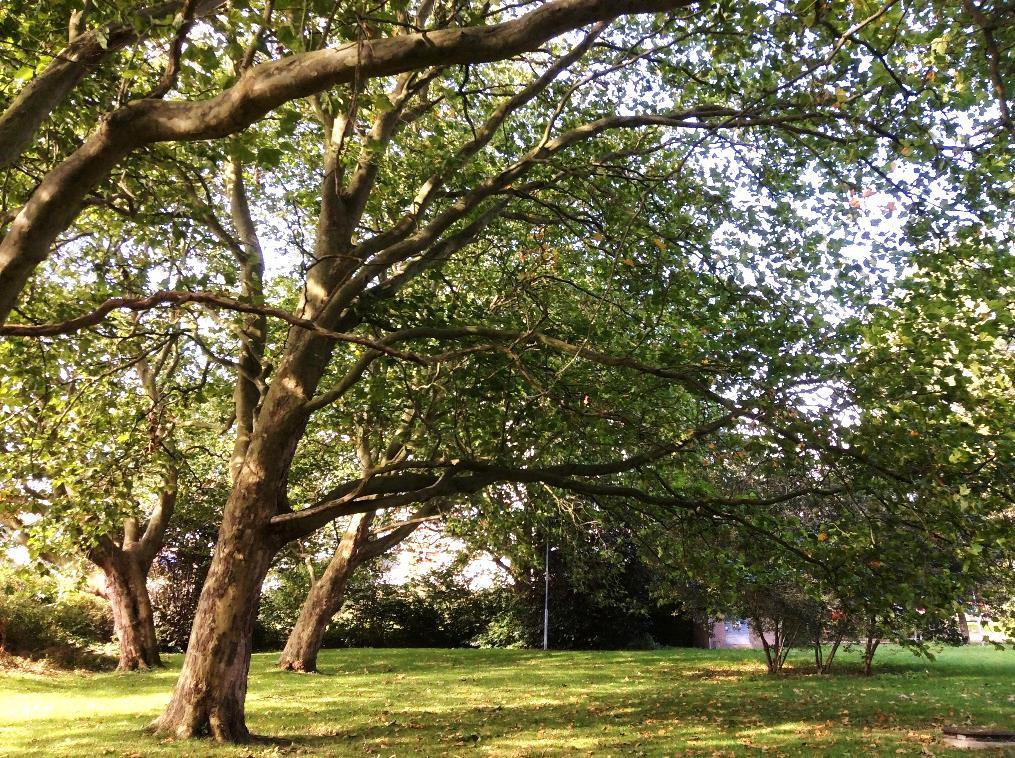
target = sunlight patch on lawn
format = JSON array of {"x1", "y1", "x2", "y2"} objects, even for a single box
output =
[{"x1": 1, "y1": 646, "x2": 1012, "y2": 756}]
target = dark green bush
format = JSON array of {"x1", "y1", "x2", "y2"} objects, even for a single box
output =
[
  {"x1": 322, "y1": 564, "x2": 503, "y2": 648},
  {"x1": 0, "y1": 564, "x2": 112, "y2": 655},
  {"x1": 149, "y1": 519, "x2": 216, "y2": 652},
  {"x1": 255, "y1": 561, "x2": 314, "y2": 651}
]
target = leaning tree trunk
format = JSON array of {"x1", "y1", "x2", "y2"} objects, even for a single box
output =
[
  {"x1": 148, "y1": 498, "x2": 279, "y2": 742},
  {"x1": 150, "y1": 136, "x2": 348, "y2": 737},
  {"x1": 97, "y1": 550, "x2": 162, "y2": 670},
  {"x1": 278, "y1": 513, "x2": 372, "y2": 672}
]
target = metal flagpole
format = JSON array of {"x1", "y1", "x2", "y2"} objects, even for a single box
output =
[{"x1": 543, "y1": 539, "x2": 550, "y2": 651}]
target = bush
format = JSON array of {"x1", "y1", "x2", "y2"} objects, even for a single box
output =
[
  {"x1": 149, "y1": 521, "x2": 216, "y2": 652},
  {"x1": 255, "y1": 561, "x2": 314, "y2": 651},
  {"x1": 326, "y1": 564, "x2": 504, "y2": 648},
  {"x1": 257, "y1": 559, "x2": 512, "y2": 650},
  {"x1": 0, "y1": 564, "x2": 113, "y2": 657}
]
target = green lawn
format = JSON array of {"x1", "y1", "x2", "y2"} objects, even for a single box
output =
[{"x1": 1, "y1": 646, "x2": 1012, "y2": 756}]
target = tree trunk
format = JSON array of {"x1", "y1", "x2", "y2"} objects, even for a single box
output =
[
  {"x1": 88, "y1": 479, "x2": 176, "y2": 671},
  {"x1": 820, "y1": 634, "x2": 843, "y2": 674},
  {"x1": 148, "y1": 511, "x2": 277, "y2": 742},
  {"x1": 752, "y1": 617, "x2": 779, "y2": 674},
  {"x1": 863, "y1": 634, "x2": 880, "y2": 676},
  {"x1": 99, "y1": 551, "x2": 161, "y2": 671},
  {"x1": 278, "y1": 513, "x2": 371, "y2": 673}
]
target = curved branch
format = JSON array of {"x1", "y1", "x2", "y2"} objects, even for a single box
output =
[
  {"x1": 354, "y1": 502, "x2": 441, "y2": 564},
  {"x1": 0, "y1": 290, "x2": 426, "y2": 363},
  {"x1": 271, "y1": 456, "x2": 843, "y2": 543},
  {"x1": 0, "y1": 0, "x2": 694, "y2": 324},
  {"x1": 0, "y1": 0, "x2": 225, "y2": 170}
]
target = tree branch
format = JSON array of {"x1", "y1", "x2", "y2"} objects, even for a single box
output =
[
  {"x1": 354, "y1": 502, "x2": 441, "y2": 564},
  {"x1": 0, "y1": 290, "x2": 423, "y2": 363},
  {"x1": 0, "y1": 0, "x2": 694, "y2": 324},
  {"x1": 271, "y1": 456, "x2": 843, "y2": 543},
  {"x1": 0, "y1": 0, "x2": 225, "y2": 170}
]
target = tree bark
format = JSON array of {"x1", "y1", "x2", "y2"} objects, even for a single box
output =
[
  {"x1": 88, "y1": 478, "x2": 176, "y2": 671},
  {"x1": 278, "y1": 502, "x2": 439, "y2": 672},
  {"x1": 0, "y1": 1, "x2": 223, "y2": 170},
  {"x1": 150, "y1": 324, "x2": 328, "y2": 740},
  {"x1": 278, "y1": 512, "x2": 372, "y2": 672},
  {"x1": 148, "y1": 506, "x2": 278, "y2": 741},
  {"x1": 863, "y1": 633, "x2": 880, "y2": 676},
  {"x1": 96, "y1": 549, "x2": 162, "y2": 670}
]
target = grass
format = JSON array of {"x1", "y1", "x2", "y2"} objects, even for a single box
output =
[{"x1": 1, "y1": 645, "x2": 1013, "y2": 757}]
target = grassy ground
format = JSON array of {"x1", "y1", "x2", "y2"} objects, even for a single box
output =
[{"x1": 1, "y1": 645, "x2": 1012, "y2": 757}]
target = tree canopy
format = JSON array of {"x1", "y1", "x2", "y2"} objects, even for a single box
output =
[{"x1": 1, "y1": 0, "x2": 1012, "y2": 743}]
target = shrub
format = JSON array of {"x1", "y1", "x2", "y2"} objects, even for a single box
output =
[
  {"x1": 326, "y1": 564, "x2": 504, "y2": 648},
  {"x1": 149, "y1": 527, "x2": 215, "y2": 652},
  {"x1": 0, "y1": 564, "x2": 112, "y2": 657}
]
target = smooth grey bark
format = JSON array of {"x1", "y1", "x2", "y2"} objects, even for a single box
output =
[{"x1": 225, "y1": 158, "x2": 267, "y2": 482}]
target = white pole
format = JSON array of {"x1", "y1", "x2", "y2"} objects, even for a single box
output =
[{"x1": 543, "y1": 539, "x2": 550, "y2": 651}]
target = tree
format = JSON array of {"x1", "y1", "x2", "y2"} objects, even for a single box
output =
[
  {"x1": 0, "y1": 331, "x2": 186, "y2": 670},
  {"x1": 277, "y1": 503, "x2": 439, "y2": 672},
  {"x1": 1, "y1": 0, "x2": 1012, "y2": 743}
]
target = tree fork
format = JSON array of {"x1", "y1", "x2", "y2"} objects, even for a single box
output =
[{"x1": 95, "y1": 550, "x2": 162, "y2": 671}]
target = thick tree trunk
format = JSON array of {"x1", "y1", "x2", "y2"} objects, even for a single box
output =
[
  {"x1": 148, "y1": 511, "x2": 277, "y2": 742},
  {"x1": 99, "y1": 552, "x2": 162, "y2": 671},
  {"x1": 278, "y1": 513, "x2": 371, "y2": 672},
  {"x1": 88, "y1": 478, "x2": 176, "y2": 671}
]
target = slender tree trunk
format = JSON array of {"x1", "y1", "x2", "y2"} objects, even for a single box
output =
[
  {"x1": 863, "y1": 633, "x2": 880, "y2": 676},
  {"x1": 98, "y1": 551, "x2": 162, "y2": 670},
  {"x1": 820, "y1": 633, "x2": 842, "y2": 674},
  {"x1": 778, "y1": 621, "x2": 798, "y2": 671},
  {"x1": 752, "y1": 617, "x2": 779, "y2": 674},
  {"x1": 278, "y1": 513, "x2": 372, "y2": 672}
]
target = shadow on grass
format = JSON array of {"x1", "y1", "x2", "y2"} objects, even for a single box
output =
[{"x1": 2, "y1": 646, "x2": 1012, "y2": 756}]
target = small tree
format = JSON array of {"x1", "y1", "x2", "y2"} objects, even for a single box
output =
[{"x1": 278, "y1": 504, "x2": 439, "y2": 672}]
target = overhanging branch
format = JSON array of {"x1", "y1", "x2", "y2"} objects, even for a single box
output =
[{"x1": 0, "y1": 290, "x2": 426, "y2": 363}]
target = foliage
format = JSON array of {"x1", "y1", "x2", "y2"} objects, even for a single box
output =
[
  {"x1": 259, "y1": 558, "x2": 503, "y2": 650},
  {"x1": 334, "y1": 563, "x2": 503, "y2": 649},
  {"x1": 449, "y1": 490, "x2": 701, "y2": 649},
  {"x1": 0, "y1": 562, "x2": 112, "y2": 657},
  {"x1": 254, "y1": 551, "x2": 317, "y2": 651},
  {"x1": 2, "y1": 0, "x2": 1014, "y2": 738}
]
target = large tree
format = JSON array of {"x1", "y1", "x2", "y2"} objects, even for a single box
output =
[
  {"x1": 0, "y1": 304, "x2": 228, "y2": 669},
  {"x1": 1, "y1": 0, "x2": 1012, "y2": 744}
]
